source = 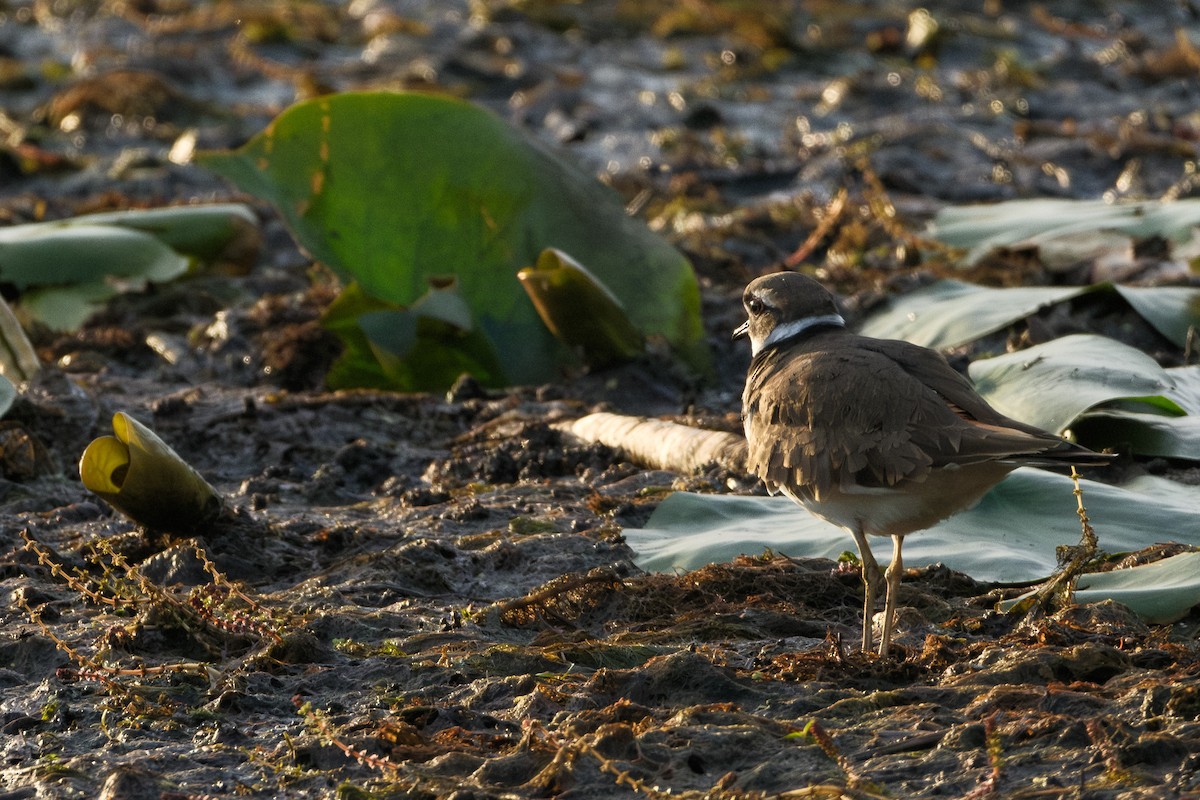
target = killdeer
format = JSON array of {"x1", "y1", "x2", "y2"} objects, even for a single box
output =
[{"x1": 734, "y1": 272, "x2": 1112, "y2": 656}]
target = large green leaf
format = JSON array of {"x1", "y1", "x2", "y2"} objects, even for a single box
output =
[
  {"x1": 967, "y1": 333, "x2": 1181, "y2": 433},
  {"x1": 198, "y1": 91, "x2": 709, "y2": 388},
  {"x1": 625, "y1": 470, "x2": 1200, "y2": 588}
]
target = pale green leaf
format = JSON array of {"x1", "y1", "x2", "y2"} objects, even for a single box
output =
[
  {"x1": 860, "y1": 280, "x2": 1200, "y2": 353},
  {"x1": 626, "y1": 470, "x2": 1200, "y2": 586},
  {"x1": 929, "y1": 198, "x2": 1200, "y2": 265},
  {"x1": 1165, "y1": 366, "x2": 1200, "y2": 415},
  {"x1": 857, "y1": 280, "x2": 1086, "y2": 349},
  {"x1": 0, "y1": 373, "x2": 14, "y2": 418},
  {"x1": 1113, "y1": 285, "x2": 1200, "y2": 348},
  {"x1": 1074, "y1": 553, "x2": 1200, "y2": 623},
  {"x1": 0, "y1": 296, "x2": 39, "y2": 383},
  {"x1": 58, "y1": 203, "x2": 258, "y2": 261},
  {"x1": 21, "y1": 283, "x2": 129, "y2": 332},
  {"x1": 967, "y1": 333, "x2": 1180, "y2": 432},
  {"x1": 0, "y1": 224, "x2": 189, "y2": 287},
  {"x1": 1072, "y1": 410, "x2": 1200, "y2": 460}
]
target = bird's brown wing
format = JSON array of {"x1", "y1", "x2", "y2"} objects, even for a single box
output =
[
  {"x1": 859, "y1": 338, "x2": 1052, "y2": 433},
  {"x1": 861, "y1": 337, "x2": 1113, "y2": 466},
  {"x1": 743, "y1": 334, "x2": 1090, "y2": 501}
]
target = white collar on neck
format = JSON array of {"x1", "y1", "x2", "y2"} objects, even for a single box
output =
[{"x1": 754, "y1": 313, "x2": 845, "y2": 356}]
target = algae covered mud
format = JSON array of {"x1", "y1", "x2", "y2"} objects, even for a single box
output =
[{"x1": 3, "y1": 1, "x2": 1200, "y2": 797}]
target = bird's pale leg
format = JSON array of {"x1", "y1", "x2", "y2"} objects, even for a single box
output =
[
  {"x1": 849, "y1": 527, "x2": 883, "y2": 652},
  {"x1": 879, "y1": 534, "x2": 904, "y2": 658}
]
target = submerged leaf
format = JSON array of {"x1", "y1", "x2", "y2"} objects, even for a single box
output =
[
  {"x1": 362, "y1": 284, "x2": 507, "y2": 391},
  {"x1": 198, "y1": 91, "x2": 709, "y2": 388},
  {"x1": 321, "y1": 282, "x2": 399, "y2": 390},
  {"x1": 517, "y1": 248, "x2": 644, "y2": 368},
  {"x1": 21, "y1": 283, "x2": 124, "y2": 332}
]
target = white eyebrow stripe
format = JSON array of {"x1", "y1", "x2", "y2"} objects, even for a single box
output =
[{"x1": 754, "y1": 313, "x2": 845, "y2": 356}]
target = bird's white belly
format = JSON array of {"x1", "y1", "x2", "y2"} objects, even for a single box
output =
[{"x1": 778, "y1": 462, "x2": 1011, "y2": 538}]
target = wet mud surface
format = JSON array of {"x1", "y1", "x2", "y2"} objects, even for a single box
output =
[{"x1": 3, "y1": 1, "x2": 1200, "y2": 798}]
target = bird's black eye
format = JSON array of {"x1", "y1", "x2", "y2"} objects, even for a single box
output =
[{"x1": 747, "y1": 297, "x2": 765, "y2": 314}]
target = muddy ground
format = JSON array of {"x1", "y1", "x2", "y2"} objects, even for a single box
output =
[{"x1": 3, "y1": 1, "x2": 1200, "y2": 798}]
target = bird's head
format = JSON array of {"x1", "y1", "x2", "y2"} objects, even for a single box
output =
[{"x1": 734, "y1": 272, "x2": 845, "y2": 357}]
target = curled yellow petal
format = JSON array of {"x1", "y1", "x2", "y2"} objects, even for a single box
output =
[
  {"x1": 78, "y1": 412, "x2": 222, "y2": 532},
  {"x1": 79, "y1": 436, "x2": 130, "y2": 494}
]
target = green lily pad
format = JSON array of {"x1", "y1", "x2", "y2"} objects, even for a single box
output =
[
  {"x1": 625, "y1": 470, "x2": 1200, "y2": 589},
  {"x1": 198, "y1": 91, "x2": 709, "y2": 388},
  {"x1": 967, "y1": 333, "x2": 1182, "y2": 433}
]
